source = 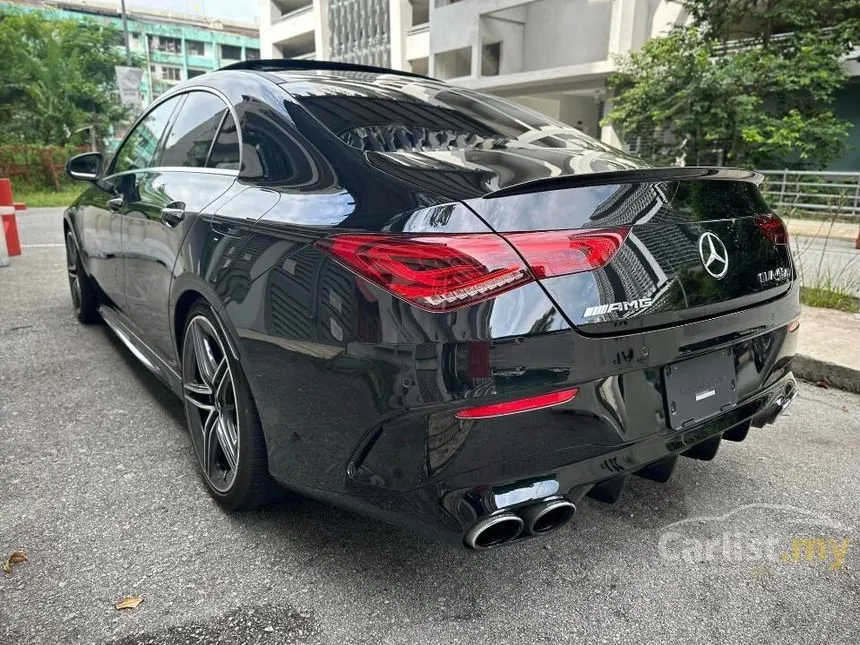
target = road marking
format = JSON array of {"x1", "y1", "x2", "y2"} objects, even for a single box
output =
[{"x1": 22, "y1": 243, "x2": 64, "y2": 248}]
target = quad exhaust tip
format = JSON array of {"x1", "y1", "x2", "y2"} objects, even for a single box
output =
[
  {"x1": 464, "y1": 512, "x2": 524, "y2": 550},
  {"x1": 464, "y1": 498, "x2": 577, "y2": 550},
  {"x1": 519, "y1": 498, "x2": 576, "y2": 535}
]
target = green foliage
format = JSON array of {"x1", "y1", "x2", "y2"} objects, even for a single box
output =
[
  {"x1": 0, "y1": 8, "x2": 136, "y2": 147},
  {"x1": 605, "y1": 0, "x2": 860, "y2": 169},
  {"x1": 0, "y1": 144, "x2": 88, "y2": 190}
]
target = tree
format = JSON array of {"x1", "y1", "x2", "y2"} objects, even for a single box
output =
[
  {"x1": 604, "y1": 0, "x2": 860, "y2": 169},
  {"x1": 0, "y1": 9, "x2": 135, "y2": 146}
]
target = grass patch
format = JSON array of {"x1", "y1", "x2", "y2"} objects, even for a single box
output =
[
  {"x1": 800, "y1": 286, "x2": 860, "y2": 313},
  {"x1": 16, "y1": 185, "x2": 84, "y2": 208}
]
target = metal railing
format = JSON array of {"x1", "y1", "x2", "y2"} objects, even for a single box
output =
[{"x1": 759, "y1": 170, "x2": 860, "y2": 217}]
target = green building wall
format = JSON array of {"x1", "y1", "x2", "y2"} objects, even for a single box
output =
[{"x1": 0, "y1": 2, "x2": 259, "y2": 104}]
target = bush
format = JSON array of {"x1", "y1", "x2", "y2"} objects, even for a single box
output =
[{"x1": 0, "y1": 144, "x2": 87, "y2": 191}]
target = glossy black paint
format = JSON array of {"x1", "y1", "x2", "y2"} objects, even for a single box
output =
[{"x1": 65, "y1": 65, "x2": 800, "y2": 546}]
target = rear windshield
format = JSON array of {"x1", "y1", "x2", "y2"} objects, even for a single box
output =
[{"x1": 286, "y1": 76, "x2": 611, "y2": 155}]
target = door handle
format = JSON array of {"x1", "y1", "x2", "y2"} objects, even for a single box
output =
[
  {"x1": 161, "y1": 203, "x2": 186, "y2": 228},
  {"x1": 107, "y1": 197, "x2": 124, "y2": 213}
]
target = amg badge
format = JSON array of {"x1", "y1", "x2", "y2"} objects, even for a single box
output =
[{"x1": 583, "y1": 298, "x2": 653, "y2": 318}]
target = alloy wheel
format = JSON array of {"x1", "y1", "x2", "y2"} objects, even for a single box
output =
[
  {"x1": 182, "y1": 315, "x2": 240, "y2": 493},
  {"x1": 65, "y1": 233, "x2": 82, "y2": 314}
]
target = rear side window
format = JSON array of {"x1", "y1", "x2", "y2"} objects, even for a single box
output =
[
  {"x1": 111, "y1": 96, "x2": 181, "y2": 174},
  {"x1": 159, "y1": 92, "x2": 227, "y2": 168},
  {"x1": 290, "y1": 80, "x2": 608, "y2": 154},
  {"x1": 207, "y1": 114, "x2": 241, "y2": 170},
  {"x1": 238, "y1": 108, "x2": 314, "y2": 185}
]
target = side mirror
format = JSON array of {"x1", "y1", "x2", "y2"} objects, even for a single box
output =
[{"x1": 66, "y1": 152, "x2": 103, "y2": 182}]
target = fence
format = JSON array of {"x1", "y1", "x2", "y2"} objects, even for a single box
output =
[{"x1": 759, "y1": 170, "x2": 860, "y2": 217}]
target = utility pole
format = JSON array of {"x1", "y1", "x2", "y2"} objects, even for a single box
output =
[{"x1": 120, "y1": 0, "x2": 132, "y2": 65}]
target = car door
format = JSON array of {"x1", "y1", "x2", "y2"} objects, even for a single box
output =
[
  {"x1": 95, "y1": 95, "x2": 183, "y2": 314},
  {"x1": 122, "y1": 90, "x2": 238, "y2": 368}
]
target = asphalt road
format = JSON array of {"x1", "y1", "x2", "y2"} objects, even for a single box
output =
[{"x1": 1, "y1": 208, "x2": 859, "y2": 645}]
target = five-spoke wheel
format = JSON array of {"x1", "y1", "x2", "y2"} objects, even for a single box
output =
[
  {"x1": 182, "y1": 314, "x2": 240, "y2": 493},
  {"x1": 65, "y1": 231, "x2": 99, "y2": 324},
  {"x1": 180, "y1": 302, "x2": 279, "y2": 509}
]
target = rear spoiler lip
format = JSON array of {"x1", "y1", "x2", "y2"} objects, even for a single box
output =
[{"x1": 483, "y1": 166, "x2": 763, "y2": 199}]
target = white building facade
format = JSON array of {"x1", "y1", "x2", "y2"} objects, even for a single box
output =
[{"x1": 259, "y1": 0, "x2": 687, "y2": 147}]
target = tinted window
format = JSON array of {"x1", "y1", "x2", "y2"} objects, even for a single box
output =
[
  {"x1": 159, "y1": 92, "x2": 227, "y2": 168},
  {"x1": 238, "y1": 109, "x2": 314, "y2": 185},
  {"x1": 112, "y1": 96, "x2": 180, "y2": 174},
  {"x1": 291, "y1": 79, "x2": 612, "y2": 154},
  {"x1": 207, "y1": 113, "x2": 240, "y2": 170}
]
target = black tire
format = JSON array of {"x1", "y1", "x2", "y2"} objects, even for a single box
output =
[
  {"x1": 65, "y1": 231, "x2": 100, "y2": 324},
  {"x1": 180, "y1": 301, "x2": 281, "y2": 510}
]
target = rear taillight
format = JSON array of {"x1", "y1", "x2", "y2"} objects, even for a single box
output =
[
  {"x1": 755, "y1": 213, "x2": 789, "y2": 246},
  {"x1": 314, "y1": 233, "x2": 532, "y2": 312},
  {"x1": 505, "y1": 228, "x2": 629, "y2": 278},
  {"x1": 315, "y1": 228, "x2": 629, "y2": 312},
  {"x1": 455, "y1": 388, "x2": 579, "y2": 420}
]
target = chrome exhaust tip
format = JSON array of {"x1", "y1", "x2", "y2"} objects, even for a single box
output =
[
  {"x1": 519, "y1": 498, "x2": 576, "y2": 536},
  {"x1": 464, "y1": 512, "x2": 525, "y2": 550}
]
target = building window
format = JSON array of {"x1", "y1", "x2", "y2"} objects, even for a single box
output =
[
  {"x1": 186, "y1": 40, "x2": 206, "y2": 56},
  {"x1": 161, "y1": 66, "x2": 182, "y2": 81},
  {"x1": 246, "y1": 48, "x2": 260, "y2": 60},
  {"x1": 481, "y1": 42, "x2": 501, "y2": 76},
  {"x1": 221, "y1": 44, "x2": 242, "y2": 60},
  {"x1": 187, "y1": 69, "x2": 207, "y2": 78},
  {"x1": 148, "y1": 35, "x2": 182, "y2": 53},
  {"x1": 411, "y1": 0, "x2": 429, "y2": 25}
]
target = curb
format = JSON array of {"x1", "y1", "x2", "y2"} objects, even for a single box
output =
[{"x1": 793, "y1": 354, "x2": 860, "y2": 394}]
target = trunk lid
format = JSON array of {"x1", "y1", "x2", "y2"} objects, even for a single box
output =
[
  {"x1": 467, "y1": 170, "x2": 794, "y2": 332},
  {"x1": 366, "y1": 149, "x2": 793, "y2": 333}
]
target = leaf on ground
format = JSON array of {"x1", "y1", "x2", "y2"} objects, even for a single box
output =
[
  {"x1": 815, "y1": 379, "x2": 830, "y2": 389},
  {"x1": 3, "y1": 551, "x2": 28, "y2": 575},
  {"x1": 115, "y1": 596, "x2": 144, "y2": 610}
]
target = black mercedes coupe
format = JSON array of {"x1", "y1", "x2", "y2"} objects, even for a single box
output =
[{"x1": 63, "y1": 60, "x2": 799, "y2": 550}]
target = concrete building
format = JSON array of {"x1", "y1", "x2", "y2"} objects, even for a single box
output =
[
  {"x1": 3, "y1": 0, "x2": 261, "y2": 103},
  {"x1": 259, "y1": 0, "x2": 690, "y2": 149},
  {"x1": 258, "y1": 0, "x2": 860, "y2": 170}
]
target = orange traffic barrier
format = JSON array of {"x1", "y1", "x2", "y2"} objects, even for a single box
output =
[{"x1": 0, "y1": 178, "x2": 21, "y2": 257}]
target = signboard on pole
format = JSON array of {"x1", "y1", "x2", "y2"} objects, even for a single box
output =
[{"x1": 114, "y1": 66, "x2": 144, "y2": 109}]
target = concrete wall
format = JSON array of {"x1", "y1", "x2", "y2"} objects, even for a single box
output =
[
  {"x1": 481, "y1": 11, "x2": 524, "y2": 75},
  {"x1": 522, "y1": 0, "x2": 612, "y2": 70}
]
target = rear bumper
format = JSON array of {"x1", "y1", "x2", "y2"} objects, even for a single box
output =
[
  {"x1": 286, "y1": 370, "x2": 795, "y2": 546},
  {"x1": 234, "y1": 266, "x2": 800, "y2": 545}
]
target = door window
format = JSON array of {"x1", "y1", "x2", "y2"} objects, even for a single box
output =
[
  {"x1": 206, "y1": 113, "x2": 241, "y2": 170},
  {"x1": 111, "y1": 96, "x2": 182, "y2": 175},
  {"x1": 159, "y1": 92, "x2": 228, "y2": 168}
]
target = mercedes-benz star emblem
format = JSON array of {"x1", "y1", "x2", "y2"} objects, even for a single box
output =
[{"x1": 698, "y1": 232, "x2": 729, "y2": 279}]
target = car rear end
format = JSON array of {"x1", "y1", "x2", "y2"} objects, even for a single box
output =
[{"x1": 255, "y1": 75, "x2": 799, "y2": 549}]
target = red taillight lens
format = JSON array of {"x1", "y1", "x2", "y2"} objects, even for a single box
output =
[
  {"x1": 505, "y1": 227, "x2": 629, "y2": 278},
  {"x1": 755, "y1": 213, "x2": 789, "y2": 246},
  {"x1": 315, "y1": 233, "x2": 532, "y2": 312},
  {"x1": 455, "y1": 388, "x2": 579, "y2": 420}
]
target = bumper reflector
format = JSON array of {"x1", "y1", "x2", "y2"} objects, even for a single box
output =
[{"x1": 455, "y1": 388, "x2": 579, "y2": 420}]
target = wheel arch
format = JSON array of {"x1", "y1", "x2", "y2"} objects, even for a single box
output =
[{"x1": 170, "y1": 275, "x2": 244, "y2": 368}]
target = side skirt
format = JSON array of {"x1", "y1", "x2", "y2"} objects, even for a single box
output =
[{"x1": 98, "y1": 305, "x2": 183, "y2": 397}]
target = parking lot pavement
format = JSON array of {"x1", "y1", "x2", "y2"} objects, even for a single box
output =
[{"x1": 2, "y1": 208, "x2": 859, "y2": 645}]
